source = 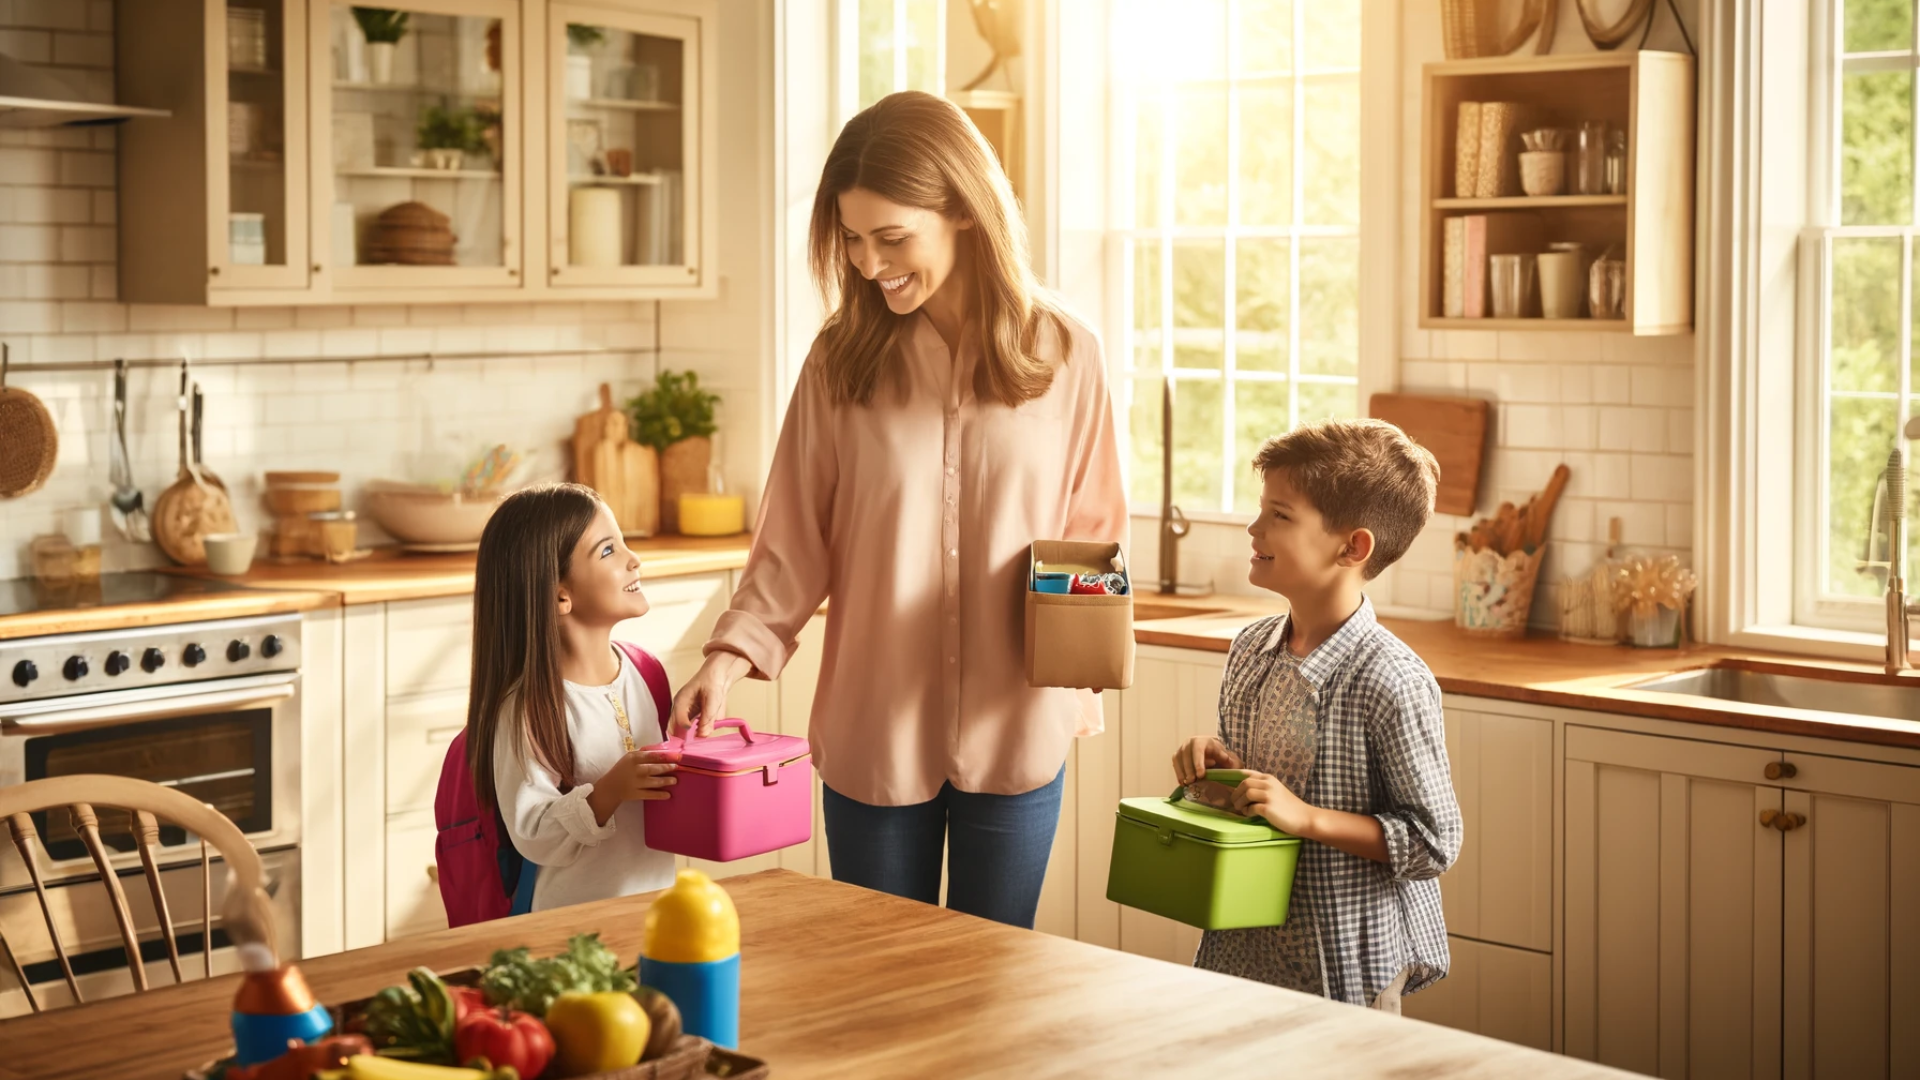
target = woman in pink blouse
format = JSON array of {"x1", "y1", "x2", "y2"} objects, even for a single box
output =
[{"x1": 671, "y1": 91, "x2": 1126, "y2": 928}]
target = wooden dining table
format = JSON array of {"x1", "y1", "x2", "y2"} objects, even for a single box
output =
[{"x1": 0, "y1": 870, "x2": 1633, "y2": 1079}]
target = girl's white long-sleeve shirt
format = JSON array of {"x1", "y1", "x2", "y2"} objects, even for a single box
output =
[{"x1": 491, "y1": 646, "x2": 677, "y2": 912}]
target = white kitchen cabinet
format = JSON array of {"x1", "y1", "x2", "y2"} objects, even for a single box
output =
[
  {"x1": 1777, "y1": 751, "x2": 1920, "y2": 1080},
  {"x1": 1438, "y1": 707, "x2": 1553, "y2": 954},
  {"x1": 1402, "y1": 935, "x2": 1552, "y2": 1052},
  {"x1": 1564, "y1": 726, "x2": 1785, "y2": 1079},
  {"x1": 386, "y1": 809, "x2": 450, "y2": 939},
  {"x1": 118, "y1": 0, "x2": 720, "y2": 304}
]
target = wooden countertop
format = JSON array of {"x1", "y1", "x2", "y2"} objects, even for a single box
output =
[
  {"x1": 0, "y1": 869, "x2": 1633, "y2": 1080},
  {"x1": 1131, "y1": 592, "x2": 1920, "y2": 750},
  {"x1": 174, "y1": 534, "x2": 754, "y2": 606}
]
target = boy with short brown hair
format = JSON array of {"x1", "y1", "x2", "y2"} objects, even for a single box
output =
[{"x1": 1171, "y1": 418, "x2": 1462, "y2": 1011}]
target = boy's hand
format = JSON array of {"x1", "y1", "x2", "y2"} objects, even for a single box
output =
[
  {"x1": 586, "y1": 750, "x2": 680, "y2": 825},
  {"x1": 1172, "y1": 736, "x2": 1242, "y2": 786},
  {"x1": 1232, "y1": 771, "x2": 1315, "y2": 835}
]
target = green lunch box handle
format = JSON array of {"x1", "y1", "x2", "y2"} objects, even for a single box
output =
[{"x1": 1166, "y1": 769, "x2": 1268, "y2": 824}]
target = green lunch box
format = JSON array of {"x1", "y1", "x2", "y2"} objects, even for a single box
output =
[{"x1": 1106, "y1": 769, "x2": 1302, "y2": 930}]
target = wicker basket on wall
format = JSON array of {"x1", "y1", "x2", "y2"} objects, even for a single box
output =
[{"x1": 363, "y1": 201, "x2": 457, "y2": 265}]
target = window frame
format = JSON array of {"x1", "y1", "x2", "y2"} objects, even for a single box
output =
[
  {"x1": 1101, "y1": 0, "x2": 1397, "y2": 526},
  {"x1": 834, "y1": 0, "x2": 945, "y2": 128}
]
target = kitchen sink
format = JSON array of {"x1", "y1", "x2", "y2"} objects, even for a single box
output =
[
  {"x1": 1626, "y1": 664, "x2": 1920, "y2": 724},
  {"x1": 1130, "y1": 601, "x2": 1230, "y2": 622}
]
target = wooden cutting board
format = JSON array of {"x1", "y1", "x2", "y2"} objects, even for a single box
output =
[
  {"x1": 572, "y1": 383, "x2": 659, "y2": 537},
  {"x1": 1369, "y1": 392, "x2": 1489, "y2": 517}
]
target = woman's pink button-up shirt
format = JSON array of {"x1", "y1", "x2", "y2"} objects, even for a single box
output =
[{"x1": 706, "y1": 309, "x2": 1128, "y2": 806}]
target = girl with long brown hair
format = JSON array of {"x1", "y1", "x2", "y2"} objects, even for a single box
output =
[
  {"x1": 466, "y1": 483, "x2": 681, "y2": 912},
  {"x1": 672, "y1": 91, "x2": 1127, "y2": 928}
]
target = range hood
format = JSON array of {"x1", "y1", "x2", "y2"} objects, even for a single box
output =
[{"x1": 0, "y1": 53, "x2": 167, "y2": 128}]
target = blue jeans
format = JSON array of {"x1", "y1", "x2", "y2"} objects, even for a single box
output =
[{"x1": 822, "y1": 767, "x2": 1065, "y2": 930}]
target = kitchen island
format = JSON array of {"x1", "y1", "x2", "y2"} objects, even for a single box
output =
[{"x1": 0, "y1": 869, "x2": 1635, "y2": 1080}]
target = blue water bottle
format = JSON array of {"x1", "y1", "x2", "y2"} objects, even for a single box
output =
[{"x1": 639, "y1": 869, "x2": 740, "y2": 1049}]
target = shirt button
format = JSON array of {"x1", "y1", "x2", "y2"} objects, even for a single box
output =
[
  {"x1": 948, "y1": 548, "x2": 958, "y2": 557},
  {"x1": 946, "y1": 466, "x2": 955, "y2": 476},
  {"x1": 948, "y1": 656, "x2": 957, "y2": 664}
]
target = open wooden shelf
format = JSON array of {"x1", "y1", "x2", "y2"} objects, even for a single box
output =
[{"x1": 1418, "y1": 51, "x2": 1694, "y2": 336}]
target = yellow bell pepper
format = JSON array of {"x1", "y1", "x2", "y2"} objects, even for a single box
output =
[{"x1": 544, "y1": 991, "x2": 650, "y2": 1076}]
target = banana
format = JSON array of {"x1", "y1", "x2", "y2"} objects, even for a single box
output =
[{"x1": 344, "y1": 1055, "x2": 498, "y2": 1080}]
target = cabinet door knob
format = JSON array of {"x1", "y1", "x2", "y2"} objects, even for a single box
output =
[
  {"x1": 1760, "y1": 809, "x2": 1806, "y2": 832},
  {"x1": 1765, "y1": 761, "x2": 1797, "y2": 780}
]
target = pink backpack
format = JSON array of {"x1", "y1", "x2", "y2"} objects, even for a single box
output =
[{"x1": 434, "y1": 640, "x2": 673, "y2": 926}]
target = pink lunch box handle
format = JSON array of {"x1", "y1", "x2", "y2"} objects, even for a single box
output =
[{"x1": 657, "y1": 718, "x2": 757, "y2": 752}]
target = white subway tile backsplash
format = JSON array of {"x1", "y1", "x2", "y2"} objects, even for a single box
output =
[
  {"x1": 1503, "y1": 404, "x2": 1560, "y2": 448},
  {"x1": 1630, "y1": 453, "x2": 1692, "y2": 502}
]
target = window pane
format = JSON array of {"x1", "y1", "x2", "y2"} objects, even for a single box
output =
[
  {"x1": 1297, "y1": 379, "x2": 1357, "y2": 424},
  {"x1": 858, "y1": 0, "x2": 894, "y2": 108},
  {"x1": 1828, "y1": 396, "x2": 1898, "y2": 597},
  {"x1": 1237, "y1": 238, "x2": 1290, "y2": 373},
  {"x1": 1841, "y1": 68, "x2": 1913, "y2": 226},
  {"x1": 1299, "y1": 237, "x2": 1359, "y2": 377},
  {"x1": 1303, "y1": 77, "x2": 1360, "y2": 226},
  {"x1": 1234, "y1": 0, "x2": 1291, "y2": 76},
  {"x1": 1237, "y1": 82, "x2": 1293, "y2": 226},
  {"x1": 1172, "y1": 239, "x2": 1225, "y2": 328},
  {"x1": 1133, "y1": 239, "x2": 1163, "y2": 333},
  {"x1": 903, "y1": 0, "x2": 940, "y2": 94},
  {"x1": 1234, "y1": 380, "x2": 1289, "y2": 514},
  {"x1": 1173, "y1": 239, "x2": 1225, "y2": 370},
  {"x1": 1134, "y1": 96, "x2": 1163, "y2": 228},
  {"x1": 1302, "y1": 0, "x2": 1361, "y2": 70},
  {"x1": 1175, "y1": 83, "x2": 1228, "y2": 227},
  {"x1": 1173, "y1": 377, "x2": 1225, "y2": 509},
  {"x1": 1158, "y1": 0, "x2": 1226, "y2": 82},
  {"x1": 1845, "y1": 0, "x2": 1912, "y2": 53},
  {"x1": 1129, "y1": 377, "x2": 1164, "y2": 505},
  {"x1": 1831, "y1": 236, "x2": 1902, "y2": 394}
]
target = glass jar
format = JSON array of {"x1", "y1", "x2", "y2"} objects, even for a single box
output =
[
  {"x1": 1605, "y1": 129, "x2": 1628, "y2": 195},
  {"x1": 1574, "y1": 121, "x2": 1609, "y2": 196}
]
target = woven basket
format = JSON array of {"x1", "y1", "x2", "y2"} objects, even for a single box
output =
[
  {"x1": 364, "y1": 200, "x2": 456, "y2": 266},
  {"x1": 1441, "y1": 0, "x2": 1490, "y2": 58},
  {"x1": 0, "y1": 384, "x2": 57, "y2": 498}
]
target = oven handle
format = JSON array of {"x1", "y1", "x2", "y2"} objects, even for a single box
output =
[{"x1": 0, "y1": 673, "x2": 300, "y2": 735}]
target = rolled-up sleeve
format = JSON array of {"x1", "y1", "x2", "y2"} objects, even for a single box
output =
[
  {"x1": 707, "y1": 347, "x2": 837, "y2": 682},
  {"x1": 1365, "y1": 671, "x2": 1463, "y2": 881},
  {"x1": 1061, "y1": 328, "x2": 1127, "y2": 546},
  {"x1": 492, "y1": 722, "x2": 615, "y2": 868}
]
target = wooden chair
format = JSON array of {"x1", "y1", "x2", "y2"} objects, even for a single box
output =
[{"x1": 0, "y1": 774, "x2": 277, "y2": 1014}]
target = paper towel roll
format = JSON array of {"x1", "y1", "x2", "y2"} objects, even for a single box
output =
[{"x1": 570, "y1": 187, "x2": 622, "y2": 267}]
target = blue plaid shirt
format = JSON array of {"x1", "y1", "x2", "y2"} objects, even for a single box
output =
[{"x1": 1213, "y1": 596, "x2": 1463, "y2": 1003}]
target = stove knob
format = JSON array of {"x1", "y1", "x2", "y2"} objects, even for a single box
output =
[
  {"x1": 261, "y1": 635, "x2": 285, "y2": 659},
  {"x1": 104, "y1": 651, "x2": 131, "y2": 677},
  {"x1": 227, "y1": 640, "x2": 252, "y2": 663},
  {"x1": 63, "y1": 656, "x2": 89, "y2": 681},
  {"x1": 11, "y1": 660, "x2": 36, "y2": 688},
  {"x1": 182, "y1": 643, "x2": 207, "y2": 667},
  {"x1": 141, "y1": 647, "x2": 166, "y2": 673}
]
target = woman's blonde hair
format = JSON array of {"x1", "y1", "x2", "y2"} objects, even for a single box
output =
[{"x1": 808, "y1": 90, "x2": 1066, "y2": 407}]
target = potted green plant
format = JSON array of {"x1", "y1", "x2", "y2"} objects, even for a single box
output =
[
  {"x1": 565, "y1": 24, "x2": 605, "y2": 100},
  {"x1": 416, "y1": 103, "x2": 486, "y2": 171},
  {"x1": 351, "y1": 7, "x2": 409, "y2": 84},
  {"x1": 626, "y1": 370, "x2": 720, "y2": 533}
]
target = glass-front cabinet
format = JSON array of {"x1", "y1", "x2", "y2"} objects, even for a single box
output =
[
  {"x1": 546, "y1": 4, "x2": 703, "y2": 290},
  {"x1": 310, "y1": 0, "x2": 521, "y2": 292},
  {"x1": 116, "y1": 0, "x2": 716, "y2": 305}
]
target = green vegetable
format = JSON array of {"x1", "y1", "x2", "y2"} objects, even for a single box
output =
[
  {"x1": 363, "y1": 967, "x2": 460, "y2": 1062},
  {"x1": 480, "y1": 933, "x2": 637, "y2": 1017},
  {"x1": 625, "y1": 370, "x2": 720, "y2": 451}
]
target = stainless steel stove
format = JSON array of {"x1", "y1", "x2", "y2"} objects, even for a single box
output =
[
  {"x1": 0, "y1": 604, "x2": 305, "y2": 1015},
  {"x1": 0, "y1": 570, "x2": 264, "y2": 620}
]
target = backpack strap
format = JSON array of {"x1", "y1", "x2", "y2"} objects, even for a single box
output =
[{"x1": 616, "y1": 640, "x2": 673, "y2": 741}]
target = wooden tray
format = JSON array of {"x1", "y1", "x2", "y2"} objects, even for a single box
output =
[{"x1": 189, "y1": 967, "x2": 769, "y2": 1080}]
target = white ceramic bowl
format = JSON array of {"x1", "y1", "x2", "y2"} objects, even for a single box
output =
[
  {"x1": 364, "y1": 487, "x2": 503, "y2": 546},
  {"x1": 203, "y1": 532, "x2": 258, "y2": 576}
]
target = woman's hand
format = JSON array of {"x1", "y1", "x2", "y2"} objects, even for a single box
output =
[
  {"x1": 1231, "y1": 771, "x2": 1316, "y2": 836},
  {"x1": 670, "y1": 651, "x2": 753, "y2": 736},
  {"x1": 586, "y1": 750, "x2": 680, "y2": 825},
  {"x1": 1172, "y1": 736, "x2": 1242, "y2": 786}
]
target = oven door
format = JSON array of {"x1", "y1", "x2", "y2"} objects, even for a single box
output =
[{"x1": 0, "y1": 672, "x2": 301, "y2": 890}]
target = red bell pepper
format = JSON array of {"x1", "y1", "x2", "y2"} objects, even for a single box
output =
[
  {"x1": 450, "y1": 985, "x2": 490, "y2": 1021},
  {"x1": 454, "y1": 1006, "x2": 555, "y2": 1080}
]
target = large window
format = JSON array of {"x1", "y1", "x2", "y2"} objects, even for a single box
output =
[
  {"x1": 840, "y1": 0, "x2": 943, "y2": 121},
  {"x1": 1812, "y1": 0, "x2": 1920, "y2": 619},
  {"x1": 1113, "y1": 0, "x2": 1362, "y2": 517}
]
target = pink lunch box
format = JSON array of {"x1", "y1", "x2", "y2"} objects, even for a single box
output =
[{"x1": 641, "y1": 719, "x2": 813, "y2": 862}]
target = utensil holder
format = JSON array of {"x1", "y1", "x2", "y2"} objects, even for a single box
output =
[
  {"x1": 1454, "y1": 545, "x2": 1543, "y2": 637},
  {"x1": 1627, "y1": 604, "x2": 1682, "y2": 648},
  {"x1": 1519, "y1": 150, "x2": 1566, "y2": 196}
]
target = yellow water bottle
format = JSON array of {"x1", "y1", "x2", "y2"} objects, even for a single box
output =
[{"x1": 639, "y1": 869, "x2": 740, "y2": 1048}]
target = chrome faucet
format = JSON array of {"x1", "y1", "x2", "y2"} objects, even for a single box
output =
[
  {"x1": 1158, "y1": 378, "x2": 1190, "y2": 594},
  {"x1": 1886, "y1": 446, "x2": 1909, "y2": 674}
]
